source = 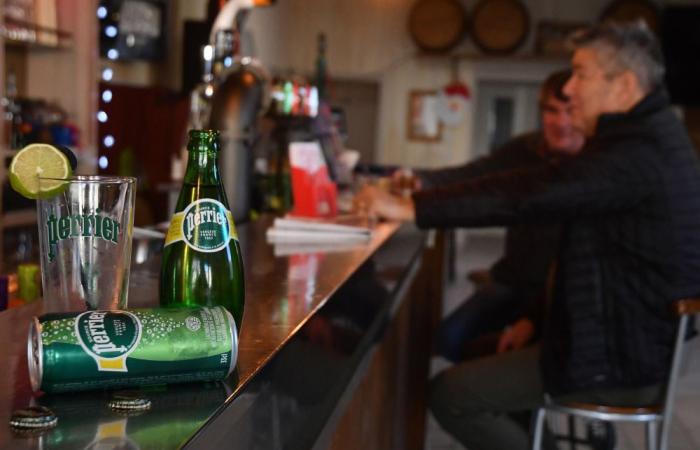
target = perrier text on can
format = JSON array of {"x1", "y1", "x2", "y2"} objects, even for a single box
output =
[
  {"x1": 160, "y1": 129, "x2": 245, "y2": 331},
  {"x1": 28, "y1": 306, "x2": 238, "y2": 393}
]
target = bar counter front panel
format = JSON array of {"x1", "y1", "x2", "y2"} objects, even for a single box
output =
[{"x1": 0, "y1": 217, "x2": 442, "y2": 450}]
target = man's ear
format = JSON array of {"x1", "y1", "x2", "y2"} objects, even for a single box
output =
[{"x1": 617, "y1": 70, "x2": 645, "y2": 111}]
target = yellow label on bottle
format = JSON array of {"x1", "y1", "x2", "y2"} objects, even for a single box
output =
[
  {"x1": 164, "y1": 199, "x2": 238, "y2": 251},
  {"x1": 164, "y1": 211, "x2": 185, "y2": 247},
  {"x1": 226, "y1": 210, "x2": 237, "y2": 241}
]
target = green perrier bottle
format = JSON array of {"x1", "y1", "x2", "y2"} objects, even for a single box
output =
[{"x1": 160, "y1": 130, "x2": 245, "y2": 331}]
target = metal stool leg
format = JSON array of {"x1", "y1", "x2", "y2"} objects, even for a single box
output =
[
  {"x1": 568, "y1": 415, "x2": 577, "y2": 450},
  {"x1": 646, "y1": 421, "x2": 659, "y2": 450},
  {"x1": 658, "y1": 418, "x2": 670, "y2": 450},
  {"x1": 531, "y1": 408, "x2": 546, "y2": 450}
]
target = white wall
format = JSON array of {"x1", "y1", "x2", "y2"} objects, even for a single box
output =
[{"x1": 245, "y1": 0, "x2": 414, "y2": 80}]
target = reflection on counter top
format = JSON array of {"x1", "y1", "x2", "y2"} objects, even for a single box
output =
[
  {"x1": 0, "y1": 216, "x2": 434, "y2": 449},
  {"x1": 34, "y1": 382, "x2": 230, "y2": 450}
]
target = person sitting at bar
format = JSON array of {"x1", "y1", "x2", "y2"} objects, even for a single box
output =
[
  {"x1": 354, "y1": 21, "x2": 700, "y2": 450},
  {"x1": 411, "y1": 70, "x2": 584, "y2": 362}
]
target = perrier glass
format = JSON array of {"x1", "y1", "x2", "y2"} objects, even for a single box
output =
[{"x1": 160, "y1": 130, "x2": 244, "y2": 331}]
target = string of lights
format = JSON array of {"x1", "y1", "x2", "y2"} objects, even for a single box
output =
[{"x1": 97, "y1": 2, "x2": 114, "y2": 170}]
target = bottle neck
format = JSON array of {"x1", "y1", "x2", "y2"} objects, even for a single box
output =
[{"x1": 183, "y1": 145, "x2": 221, "y2": 185}]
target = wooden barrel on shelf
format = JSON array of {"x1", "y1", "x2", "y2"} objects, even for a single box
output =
[
  {"x1": 471, "y1": 0, "x2": 530, "y2": 54},
  {"x1": 408, "y1": 0, "x2": 467, "y2": 53}
]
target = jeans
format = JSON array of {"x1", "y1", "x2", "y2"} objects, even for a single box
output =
[
  {"x1": 429, "y1": 346, "x2": 663, "y2": 450},
  {"x1": 435, "y1": 282, "x2": 524, "y2": 362},
  {"x1": 430, "y1": 346, "x2": 546, "y2": 450}
]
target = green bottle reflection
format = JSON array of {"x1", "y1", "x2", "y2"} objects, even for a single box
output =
[{"x1": 160, "y1": 130, "x2": 245, "y2": 331}]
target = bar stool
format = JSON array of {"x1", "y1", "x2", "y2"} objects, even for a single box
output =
[{"x1": 531, "y1": 298, "x2": 700, "y2": 450}]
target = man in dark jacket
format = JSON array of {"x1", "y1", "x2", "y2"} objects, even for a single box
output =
[
  {"x1": 355, "y1": 22, "x2": 700, "y2": 449},
  {"x1": 418, "y1": 70, "x2": 584, "y2": 362}
]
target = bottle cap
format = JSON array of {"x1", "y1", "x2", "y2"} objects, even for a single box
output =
[
  {"x1": 108, "y1": 391, "x2": 152, "y2": 412},
  {"x1": 9, "y1": 406, "x2": 58, "y2": 431}
]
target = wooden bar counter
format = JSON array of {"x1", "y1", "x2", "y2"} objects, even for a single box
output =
[{"x1": 0, "y1": 216, "x2": 444, "y2": 450}]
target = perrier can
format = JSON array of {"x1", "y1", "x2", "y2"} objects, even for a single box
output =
[
  {"x1": 28, "y1": 306, "x2": 237, "y2": 393},
  {"x1": 160, "y1": 129, "x2": 245, "y2": 331}
]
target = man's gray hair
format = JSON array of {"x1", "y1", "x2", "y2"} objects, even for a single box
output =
[{"x1": 569, "y1": 21, "x2": 665, "y2": 94}]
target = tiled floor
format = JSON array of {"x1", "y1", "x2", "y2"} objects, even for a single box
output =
[{"x1": 424, "y1": 230, "x2": 700, "y2": 450}]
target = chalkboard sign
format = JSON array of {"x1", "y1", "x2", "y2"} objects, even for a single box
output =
[{"x1": 99, "y1": 0, "x2": 167, "y2": 61}]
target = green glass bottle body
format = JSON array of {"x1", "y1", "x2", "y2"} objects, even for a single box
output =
[{"x1": 160, "y1": 130, "x2": 245, "y2": 332}]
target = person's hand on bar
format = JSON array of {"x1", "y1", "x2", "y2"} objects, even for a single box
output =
[
  {"x1": 496, "y1": 318, "x2": 535, "y2": 353},
  {"x1": 390, "y1": 168, "x2": 421, "y2": 196},
  {"x1": 353, "y1": 184, "x2": 416, "y2": 222}
]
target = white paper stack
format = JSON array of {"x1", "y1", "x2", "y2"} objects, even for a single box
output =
[
  {"x1": 272, "y1": 240, "x2": 370, "y2": 257},
  {"x1": 266, "y1": 217, "x2": 372, "y2": 246}
]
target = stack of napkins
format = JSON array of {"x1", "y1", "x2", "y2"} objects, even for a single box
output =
[{"x1": 266, "y1": 217, "x2": 372, "y2": 246}]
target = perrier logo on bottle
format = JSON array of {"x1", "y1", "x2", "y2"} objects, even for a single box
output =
[
  {"x1": 164, "y1": 198, "x2": 237, "y2": 252},
  {"x1": 75, "y1": 311, "x2": 142, "y2": 372}
]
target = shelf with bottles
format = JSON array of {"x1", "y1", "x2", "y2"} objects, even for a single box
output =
[
  {"x1": 1, "y1": 18, "x2": 72, "y2": 50},
  {"x1": 0, "y1": 222, "x2": 39, "y2": 299},
  {"x1": 269, "y1": 76, "x2": 320, "y2": 118},
  {"x1": 1, "y1": 158, "x2": 36, "y2": 227},
  {"x1": 2, "y1": 208, "x2": 36, "y2": 228},
  {"x1": 2, "y1": 73, "x2": 79, "y2": 153},
  {"x1": 266, "y1": 33, "x2": 327, "y2": 119},
  {"x1": 1, "y1": 73, "x2": 78, "y2": 228}
]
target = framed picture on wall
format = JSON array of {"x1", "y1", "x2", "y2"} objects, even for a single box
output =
[{"x1": 407, "y1": 90, "x2": 442, "y2": 142}]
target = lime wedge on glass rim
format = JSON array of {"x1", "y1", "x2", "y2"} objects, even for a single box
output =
[{"x1": 9, "y1": 143, "x2": 73, "y2": 199}]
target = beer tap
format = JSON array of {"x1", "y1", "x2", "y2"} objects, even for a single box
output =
[{"x1": 186, "y1": 0, "x2": 273, "y2": 222}]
